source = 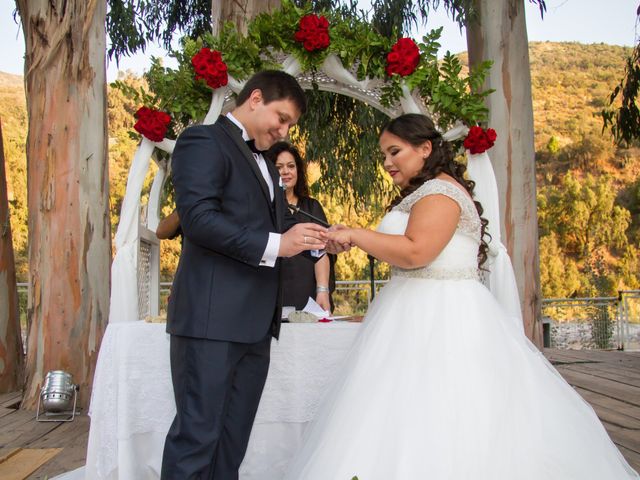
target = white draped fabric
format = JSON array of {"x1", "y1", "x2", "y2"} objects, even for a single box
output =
[
  {"x1": 202, "y1": 87, "x2": 228, "y2": 125},
  {"x1": 466, "y1": 151, "x2": 524, "y2": 331},
  {"x1": 282, "y1": 55, "x2": 302, "y2": 77},
  {"x1": 322, "y1": 53, "x2": 373, "y2": 90},
  {"x1": 108, "y1": 138, "x2": 174, "y2": 324}
]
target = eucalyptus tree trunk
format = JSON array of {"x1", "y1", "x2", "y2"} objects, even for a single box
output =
[
  {"x1": 0, "y1": 119, "x2": 24, "y2": 393},
  {"x1": 16, "y1": 0, "x2": 110, "y2": 409},
  {"x1": 466, "y1": 0, "x2": 542, "y2": 346},
  {"x1": 211, "y1": 0, "x2": 282, "y2": 35}
]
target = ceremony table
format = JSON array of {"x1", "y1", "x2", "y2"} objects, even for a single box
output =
[{"x1": 84, "y1": 321, "x2": 361, "y2": 480}]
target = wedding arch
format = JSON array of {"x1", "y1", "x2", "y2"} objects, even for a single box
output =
[{"x1": 109, "y1": 0, "x2": 522, "y2": 330}]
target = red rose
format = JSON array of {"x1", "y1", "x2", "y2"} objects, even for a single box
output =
[
  {"x1": 134, "y1": 107, "x2": 171, "y2": 142},
  {"x1": 463, "y1": 126, "x2": 497, "y2": 154},
  {"x1": 299, "y1": 15, "x2": 317, "y2": 31},
  {"x1": 386, "y1": 37, "x2": 420, "y2": 77},
  {"x1": 295, "y1": 14, "x2": 330, "y2": 52},
  {"x1": 191, "y1": 47, "x2": 229, "y2": 90}
]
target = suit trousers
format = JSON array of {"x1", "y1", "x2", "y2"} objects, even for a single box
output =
[{"x1": 161, "y1": 332, "x2": 272, "y2": 480}]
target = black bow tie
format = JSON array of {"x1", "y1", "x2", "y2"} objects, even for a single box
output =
[{"x1": 246, "y1": 139, "x2": 266, "y2": 156}]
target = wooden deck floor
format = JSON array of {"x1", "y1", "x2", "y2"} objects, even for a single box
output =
[
  {"x1": 0, "y1": 349, "x2": 638, "y2": 479},
  {"x1": 544, "y1": 348, "x2": 640, "y2": 472}
]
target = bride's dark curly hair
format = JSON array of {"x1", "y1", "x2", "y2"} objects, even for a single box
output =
[{"x1": 383, "y1": 114, "x2": 490, "y2": 268}]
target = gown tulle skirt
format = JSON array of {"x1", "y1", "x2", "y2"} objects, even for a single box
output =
[{"x1": 284, "y1": 276, "x2": 639, "y2": 480}]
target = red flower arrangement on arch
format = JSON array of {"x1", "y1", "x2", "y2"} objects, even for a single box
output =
[
  {"x1": 463, "y1": 126, "x2": 497, "y2": 154},
  {"x1": 386, "y1": 37, "x2": 420, "y2": 77},
  {"x1": 191, "y1": 47, "x2": 229, "y2": 90},
  {"x1": 133, "y1": 107, "x2": 171, "y2": 142},
  {"x1": 294, "y1": 14, "x2": 330, "y2": 52}
]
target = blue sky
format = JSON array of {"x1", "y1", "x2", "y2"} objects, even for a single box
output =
[{"x1": 1, "y1": 0, "x2": 637, "y2": 82}]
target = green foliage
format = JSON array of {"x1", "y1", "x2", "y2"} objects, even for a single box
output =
[
  {"x1": 546, "y1": 135, "x2": 559, "y2": 155},
  {"x1": 137, "y1": 1, "x2": 490, "y2": 128},
  {"x1": 555, "y1": 130, "x2": 616, "y2": 173},
  {"x1": 297, "y1": 90, "x2": 393, "y2": 208},
  {"x1": 538, "y1": 172, "x2": 630, "y2": 258},
  {"x1": 582, "y1": 249, "x2": 618, "y2": 298},
  {"x1": 602, "y1": 40, "x2": 640, "y2": 146},
  {"x1": 538, "y1": 168, "x2": 632, "y2": 298},
  {"x1": 116, "y1": 1, "x2": 491, "y2": 206},
  {"x1": 618, "y1": 245, "x2": 640, "y2": 290},
  {"x1": 250, "y1": 1, "x2": 333, "y2": 72},
  {"x1": 106, "y1": 0, "x2": 211, "y2": 60},
  {"x1": 538, "y1": 233, "x2": 581, "y2": 298},
  {"x1": 425, "y1": 50, "x2": 491, "y2": 129}
]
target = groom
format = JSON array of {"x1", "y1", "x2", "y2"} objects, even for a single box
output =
[{"x1": 161, "y1": 70, "x2": 327, "y2": 479}]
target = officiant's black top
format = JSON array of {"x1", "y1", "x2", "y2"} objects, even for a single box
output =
[{"x1": 283, "y1": 196, "x2": 335, "y2": 310}]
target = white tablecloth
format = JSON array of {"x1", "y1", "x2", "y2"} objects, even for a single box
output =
[{"x1": 84, "y1": 321, "x2": 361, "y2": 480}]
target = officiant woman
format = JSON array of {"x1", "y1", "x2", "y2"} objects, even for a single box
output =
[{"x1": 266, "y1": 141, "x2": 335, "y2": 312}]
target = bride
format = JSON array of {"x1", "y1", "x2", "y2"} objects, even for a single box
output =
[{"x1": 286, "y1": 113, "x2": 639, "y2": 479}]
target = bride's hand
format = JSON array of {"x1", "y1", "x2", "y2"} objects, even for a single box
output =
[
  {"x1": 326, "y1": 228, "x2": 355, "y2": 251},
  {"x1": 322, "y1": 224, "x2": 353, "y2": 253}
]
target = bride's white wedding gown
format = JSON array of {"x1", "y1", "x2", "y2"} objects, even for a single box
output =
[{"x1": 284, "y1": 179, "x2": 639, "y2": 480}]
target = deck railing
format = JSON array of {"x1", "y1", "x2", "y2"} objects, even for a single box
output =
[{"x1": 16, "y1": 283, "x2": 640, "y2": 351}]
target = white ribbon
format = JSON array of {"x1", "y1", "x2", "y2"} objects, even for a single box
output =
[
  {"x1": 203, "y1": 88, "x2": 227, "y2": 125},
  {"x1": 321, "y1": 53, "x2": 375, "y2": 89},
  {"x1": 282, "y1": 55, "x2": 302, "y2": 77},
  {"x1": 227, "y1": 75, "x2": 246, "y2": 93},
  {"x1": 442, "y1": 122, "x2": 468, "y2": 142},
  {"x1": 114, "y1": 138, "x2": 155, "y2": 249},
  {"x1": 399, "y1": 84, "x2": 421, "y2": 114}
]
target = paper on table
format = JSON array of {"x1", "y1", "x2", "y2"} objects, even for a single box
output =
[
  {"x1": 281, "y1": 306, "x2": 296, "y2": 319},
  {"x1": 303, "y1": 297, "x2": 331, "y2": 319}
]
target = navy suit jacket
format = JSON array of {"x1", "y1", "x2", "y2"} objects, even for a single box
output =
[{"x1": 167, "y1": 116, "x2": 293, "y2": 342}]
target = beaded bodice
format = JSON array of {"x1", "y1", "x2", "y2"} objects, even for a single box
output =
[{"x1": 377, "y1": 179, "x2": 482, "y2": 281}]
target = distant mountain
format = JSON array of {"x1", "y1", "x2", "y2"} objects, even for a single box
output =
[{"x1": 0, "y1": 71, "x2": 23, "y2": 88}]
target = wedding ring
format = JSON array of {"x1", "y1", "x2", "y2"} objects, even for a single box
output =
[{"x1": 303, "y1": 236, "x2": 308, "y2": 245}]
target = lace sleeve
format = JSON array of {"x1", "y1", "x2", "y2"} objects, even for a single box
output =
[{"x1": 394, "y1": 179, "x2": 470, "y2": 213}]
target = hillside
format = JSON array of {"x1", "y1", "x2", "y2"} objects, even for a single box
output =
[
  {"x1": 0, "y1": 42, "x2": 636, "y2": 294},
  {"x1": 529, "y1": 42, "x2": 639, "y2": 183}
]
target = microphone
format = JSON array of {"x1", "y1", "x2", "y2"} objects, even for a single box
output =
[{"x1": 288, "y1": 204, "x2": 331, "y2": 228}]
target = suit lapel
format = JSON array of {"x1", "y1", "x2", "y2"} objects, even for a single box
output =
[{"x1": 217, "y1": 116, "x2": 274, "y2": 213}]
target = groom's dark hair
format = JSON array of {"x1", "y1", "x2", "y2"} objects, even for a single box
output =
[{"x1": 236, "y1": 70, "x2": 307, "y2": 114}]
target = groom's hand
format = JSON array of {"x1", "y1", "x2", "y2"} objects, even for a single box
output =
[{"x1": 279, "y1": 223, "x2": 327, "y2": 257}]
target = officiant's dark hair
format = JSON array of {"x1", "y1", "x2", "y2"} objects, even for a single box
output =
[
  {"x1": 236, "y1": 70, "x2": 307, "y2": 114},
  {"x1": 383, "y1": 113, "x2": 490, "y2": 267},
  {"x1": 266, "y1": 142, "x2": 310, "y2": 199}
]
